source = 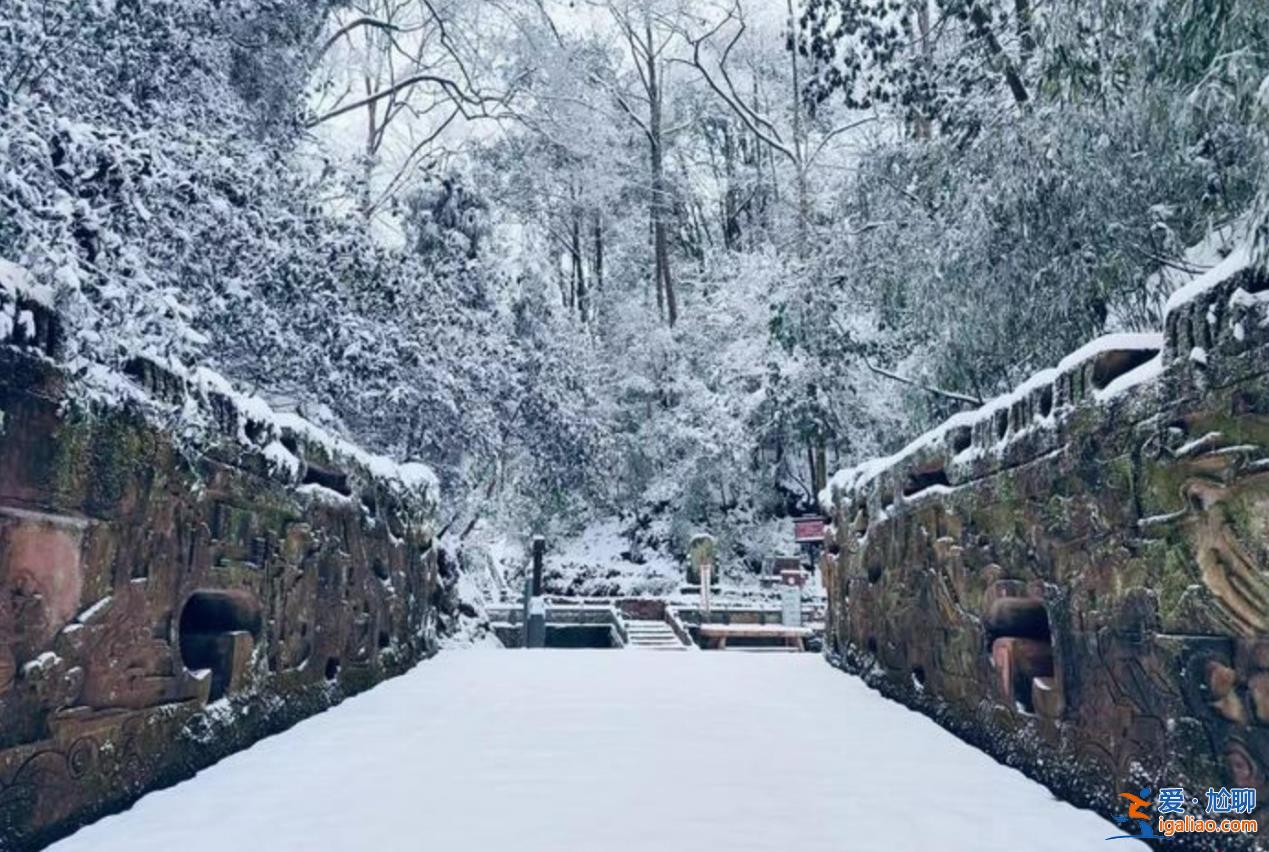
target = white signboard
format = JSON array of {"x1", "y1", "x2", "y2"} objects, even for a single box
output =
[
  {"x1": 781, "y1": 585, "x2": 802, "y2": 627},
  {"x1": 700, "y1": 561, "x2": 712, "y2": 617}
]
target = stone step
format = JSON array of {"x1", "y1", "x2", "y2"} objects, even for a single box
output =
[{"x1": 624, "y1": 619, "x2": 689, "y2": 650}]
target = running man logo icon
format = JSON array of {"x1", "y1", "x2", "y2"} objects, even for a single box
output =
[
  {"x1": 1106, "y1": 787, "x2": 1169, "y2": 841},
  {"x1": 1120, "y1": 792, "x2": 1152, "y2": 821}
]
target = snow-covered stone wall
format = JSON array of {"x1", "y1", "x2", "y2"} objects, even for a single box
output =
[
  {"x1": 822, "y1": 250, "x2": 1269, "y2": 850},
  {"x1": 0, "y1": 297, "x2": 442, "y2": 850}
]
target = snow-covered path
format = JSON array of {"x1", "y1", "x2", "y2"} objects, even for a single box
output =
[{"x1": 51, "y1": 651, "x2": 1138, "y2": 852}]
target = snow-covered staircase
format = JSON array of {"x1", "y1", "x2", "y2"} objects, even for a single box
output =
[{"x1": 624, "y1": 619, "x2": 690, "y2": 650}]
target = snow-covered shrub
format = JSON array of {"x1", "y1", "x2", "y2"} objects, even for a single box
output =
[{"x1": 0, "y1": 0, "x2": 610, "y2": 529}]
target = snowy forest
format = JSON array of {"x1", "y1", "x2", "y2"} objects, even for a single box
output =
[{"x1": 3, "y1": 0, "x2": 1268, "y2": 585}]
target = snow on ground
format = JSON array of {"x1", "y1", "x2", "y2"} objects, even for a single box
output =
[{"x1": 50, "y1": 652, "x2": 1139, "y2": 852}]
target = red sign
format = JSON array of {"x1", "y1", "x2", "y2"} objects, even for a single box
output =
[{"x1": 793, "y1": 516, "x2": 826, "y2": 543}]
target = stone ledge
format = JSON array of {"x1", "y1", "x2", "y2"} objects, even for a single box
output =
[{"x1": 0, "y1": 343, "x2": 442, "y2": 850}]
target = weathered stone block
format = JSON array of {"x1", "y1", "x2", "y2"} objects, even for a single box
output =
[
  {"x1": 0, "y1": 344, "x2": 441, "y2": 851},
  {"x1": 824, "y1": 264, "x2": 1269, "y2": 851},
  {"x1": 991, "y1": 636, "x2": 1054, "y2": 706},
  {"x1": 1031, "y1": 676, "x2": 1064, "y2": 719}
]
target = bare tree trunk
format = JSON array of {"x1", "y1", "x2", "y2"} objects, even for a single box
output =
[
  {"x1": 592, "y1": 212, "x2": 604, "y2": 294},
  {"x1": 720, "y1": 121, "x2": 741, "y2": 250},
  {"x1": 749, "y1": 76, "x2": 772, "y2": 246},
  {"x1": 969, "y1": 4, "x2": 1029, "y2": 105},
  {"x1": 650, "y1": 219, "x2": 664, "y2": 317},
  {"x1": 646, "y1": 19, "x2": 678, "y2": 327},
  {"x1": 787, "y1": 0, "x2": 809, "y2": 259},
  {"x1": 1015, "y1": 0, "x2": 1036, "y2": 61},
  {"x1": 813, "y1": 438, "x2": 827, "y2": 497},
  {"x1": 656, "y1": 216, "x2": 677, "y2": 324},
  {"x1": 805, "y1": 441, "x2": 817, "y2": 500},
  {"x1": 558, "y1": 252, "x2": 570, "y2": 309},
  {"x1": 360, "y1": 75, "x2": 379, "y2": 219},
  {"x1": 913, "y1": 0, "x2": 933, "y2": 140},
  {"x1": 571, "y1": 213, "x2": 587, "y2": 322}
]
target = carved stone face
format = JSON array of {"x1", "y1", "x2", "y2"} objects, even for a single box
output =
[
  {"x1": 1178, "y1": 471, "x2": 1269, "y2": 637},
  {"x1": 1224, "y1": 740, "x2": 1261, "y2": 790},
  {"x1": 0, "y1": 513, "x2": 85, "y2": 652}
]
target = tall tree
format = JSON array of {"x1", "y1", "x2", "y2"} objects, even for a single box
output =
[
  {"x1": 307, "y1": 0, "x2": 517, "y2": 229},
  {"x1": 590, "y1": 0, "x2": 683, "y2": 326},
  {"x1": 682, "y1": 0, "x2": 875, "y2": 259}
]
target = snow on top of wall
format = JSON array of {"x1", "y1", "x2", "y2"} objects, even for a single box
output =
[
  {"x1": 0, "y1": 260, "x2": 440, "y2": 513},
  {"x1": 261, "y1": 439, "x2": 302, "y2": 478},
  {"x1": 1096, "y1": 352, "x2": 1164, "y2": 401},
  {"x1": 1163, "y1": 242, "x2": 1254, "y2": 316},
  {"x1": 76, "y1": 595, "x2": 114, "y2": 624},
  {"x1": 186, "y1": 365, "x2": 439, "y2": 507},
  {"x1": 1130, "y1": 217, "x2": 1247, "y2": 328},
  {"x1": 61, "y1": 346, "x2": 441, "y2": 512},
  {"x1": 822, "y1": 332, "x2": 1163, "y2": 509},
  {"x1": 271, "y1": 410, "x2": 441, "y2": 500},
  {"x1": 824, "y1": 243, "x2": 1264, "y2": 512},
  {"x1": 1054, "y1": 331, "x2": 1162, "y2": 372}
]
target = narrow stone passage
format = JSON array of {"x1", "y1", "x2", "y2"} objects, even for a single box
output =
[{"x1": 50, "y1": 652, "x2": 1138, "y2": 852}]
